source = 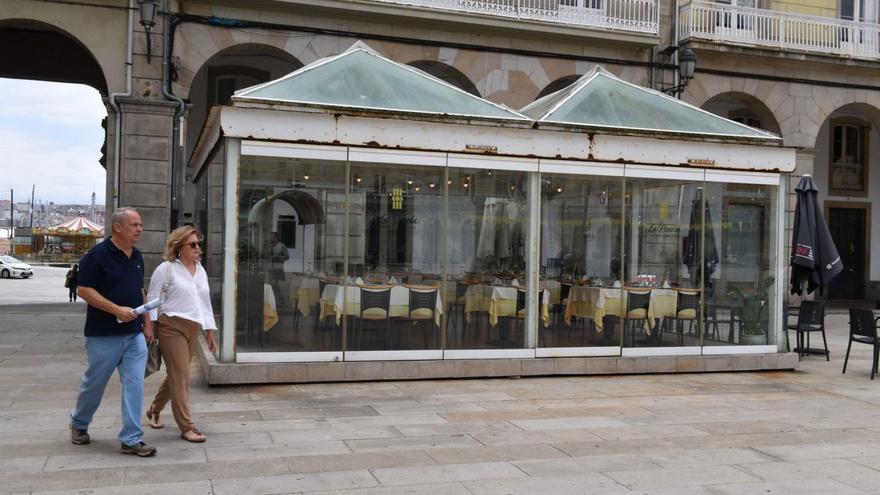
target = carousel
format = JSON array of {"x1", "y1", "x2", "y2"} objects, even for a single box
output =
[{"x1": 33, "y1": 216, "x2": 104, "y2": 258}]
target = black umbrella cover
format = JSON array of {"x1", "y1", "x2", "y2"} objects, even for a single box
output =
[{"x1": 790, "y1": 175, "x2": 843, "y2": 295}]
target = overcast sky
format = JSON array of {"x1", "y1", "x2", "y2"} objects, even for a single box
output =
[{"x1": 0, "y1": 78, "x2": 107, "y2": 206}]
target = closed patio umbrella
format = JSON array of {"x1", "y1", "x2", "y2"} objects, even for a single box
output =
[
  {"x1": 790, "y1": 175, "x2": 842, "y2": 295},
  {"x1": 682, "y1": 188, "x2": 719, "y2": 290}
]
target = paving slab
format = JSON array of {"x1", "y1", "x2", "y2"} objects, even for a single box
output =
[{"x1": 4, "y1": 301, "x2": 880, "y2": 494}]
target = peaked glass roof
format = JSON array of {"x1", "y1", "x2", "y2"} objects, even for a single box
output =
[
  {"x1": 521, "y1": 67, "x2": 779, "y2": 140},
  {"x1": 235, "y1": 42, "x2": 527, "y2": 121}
]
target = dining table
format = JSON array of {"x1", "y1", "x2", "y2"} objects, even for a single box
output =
[
  {"x1": 463, "y1": 284, "x2": 551, "y2": 327},
  {"x1": 319, "y1": 283, "x2": 444, "y2": 326},
  {"x1": 563, "y1": 286, "x2": 680, "y2": 333}
]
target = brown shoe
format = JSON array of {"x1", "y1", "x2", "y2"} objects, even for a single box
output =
[
  {"x1": 119, "y1": 441, "x2": 157, "y2": 457},
  {"x1": 70, "y1": 426, "x2": 90, "y2": 445}
]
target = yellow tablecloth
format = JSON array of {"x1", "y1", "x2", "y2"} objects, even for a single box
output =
[
  {"x1": 564, "y1": 287, "x2": 678, "y2": 333},
  {"x1": 288, "y1": 277, "x2": 321, "y2": 317},
  {"x1": 319, "y1": 284, "x2": 444, "y2": 326},
  {"x1": 464, "y1": 285, "x2": 550, "y2": 327}
]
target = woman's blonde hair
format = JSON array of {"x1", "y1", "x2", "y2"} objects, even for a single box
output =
[{"x1": 162, "y1": 226, "x2": 204, "y2": 261}]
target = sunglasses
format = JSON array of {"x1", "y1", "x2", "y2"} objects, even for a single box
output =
[{"x1": 185, "y1": 241, "x2": 201, "y2": 249}]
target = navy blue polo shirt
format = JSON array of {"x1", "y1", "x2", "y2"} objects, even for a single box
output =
[{"x1": 77, "y1": 238, "x2": 145, "y2": 337}]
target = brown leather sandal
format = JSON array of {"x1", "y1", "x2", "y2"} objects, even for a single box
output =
[
  {"x1": 146, "y1": 408, "x2": 164, "y2": 429},
  {"x1": 181, "y1": 427, "x2": 206, "y2": 443}
]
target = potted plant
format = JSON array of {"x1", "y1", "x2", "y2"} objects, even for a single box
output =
[{"x1": 727, "y1": 276, "x2": 775, "y2": 345}]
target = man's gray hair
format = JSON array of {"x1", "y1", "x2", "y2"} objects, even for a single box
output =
[{"x1": 111, "y1": 207, "x2": 139, "y2": 228}]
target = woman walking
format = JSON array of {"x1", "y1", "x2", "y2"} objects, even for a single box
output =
[
  {"x1": 65, "y1": 264, "x2": 79, "y2": 302},
  {"x1": 144, "y1": 226, "x2": 217, "y2": 442}
]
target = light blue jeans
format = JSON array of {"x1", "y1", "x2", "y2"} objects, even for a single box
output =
[{"x1": 69, "y1": 332, "x2": 147, "y2": 446}]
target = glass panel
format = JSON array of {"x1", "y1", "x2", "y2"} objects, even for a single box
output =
[
  {"x1": 194, "y1": 155, "x2": 224, "y2": 353},
  {"x1": 704, "y1": 182, "x2": 778, "y2": 346},
  {"x1": 346, "y1": 162, "x2": 445, "y2": 351},
  {"x1": 538, "y1": 173, "x2": 623, "y2": 348},
  {"x1": 239, "y1": 48, "x2": 525, "y2": 120},
  {"x1": 446, "y1": 168, "x2": 531, "y2": 349},
  {"x1": 623, "y1": 178, "x2": 703, "y2": 348},
  {"x1": 538, "y1": 72, "x2": 776, "y2": 139},
  {"x1": 237, "y1": 155, "x2": 347, "y2": 352}
]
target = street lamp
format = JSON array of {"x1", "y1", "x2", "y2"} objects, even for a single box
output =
[
  {"x1": 662, "y1": 46, "x2": 698, "y2": 99},
  {"x1": 138, "y1": 0, "x2": 159, "y2": 64}
]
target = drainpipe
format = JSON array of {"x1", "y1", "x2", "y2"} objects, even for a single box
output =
[
  {"x1": 672, "y1": 0, "x2": 681, "y2": 90},
  {"x1": 163, "y1": 0, "x2": 186, "y2": 229},
  {"x1": 107, "y1": 0, "x2": 135, "y2": 210}
]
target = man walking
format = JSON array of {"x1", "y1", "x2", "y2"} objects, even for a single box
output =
[{"x1": 68, "y1": 207, "x2": 157, "y2": 457}]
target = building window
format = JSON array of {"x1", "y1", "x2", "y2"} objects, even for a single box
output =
[
  {"x1": 829, "y1": 120, "x2": 869, "y2": 196},
  {"x1": 732, "y1": 116, "x2": 762, "y2": 130}
]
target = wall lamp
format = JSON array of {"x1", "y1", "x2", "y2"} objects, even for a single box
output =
[
  {"x1": 660, "y1": 46, "x2": 697, "y2": 99},
  {"x1": 138, "y1": 0, "x2": 159, "y2": 64}
]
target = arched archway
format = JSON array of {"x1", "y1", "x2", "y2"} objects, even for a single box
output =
[
  {"x1": 407, "y1": 60, "x2": 480, "y2": 97},
  {"x1": 0, "y1": 19, "x2": 108, "y2": 95},
  {"x1": 535, "y1": 75, "x2": 580, "y2": 100},
  {"x1": 701, "y1": 92, "x2": 781, "y2": 136},
  {"x1": 186, "y1": 43, "x2": 303, "y2": 162},
  {"x1": 811, "y1": 102, "x2": 880, "y2": 301}
]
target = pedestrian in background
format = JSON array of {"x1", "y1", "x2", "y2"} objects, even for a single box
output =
[
  {"x1": 145, "y1": 226, "x2": 217, "y2": 443},
  {"x1": 65, "y1": 264, "x2": 79, "y2": 302},
  {"x1": 68, "y1": 207, "x2": 157, "y2": 457}
]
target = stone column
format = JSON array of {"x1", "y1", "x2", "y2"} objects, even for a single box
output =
[
  {"x1": 786, "y1": 148, "x2": 816, "y2": 306},
  {"x1": 116, "y1": 97, "x2": 178, "y2": 273}
]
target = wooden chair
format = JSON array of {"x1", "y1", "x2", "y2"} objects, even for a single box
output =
[
  {"x1": 356, "y1": 285, "x2": 392, "y2": 350},
  {"x1": 624, "y1": 288, "x2": 651, "y2": 346},
  {"x1": 663, "y1": 289, "x2": 700, "y2": 346},
  {"x1": 842, "y1": 308, "x2": 879, "y2": 379},
  {"x1": 404, "y1": 285, "x2": 439, "y2": 348}
]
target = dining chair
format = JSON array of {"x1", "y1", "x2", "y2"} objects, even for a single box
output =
[
  {"x1": 406, "y1": 286, "x2": 439, "y2": 348},
  {"x1": 624, "y1": 288, "x2": 651, "y2": 346},
  {"x1": 448, "y1": 281, "x2": 470, "y2": 346},
  {"x1": 842, "y1": 308, "x2": 879, "y2": 379},
  {"x1": 357, "y1": 285, "x2": 392, "y2": 350},
  {"x1": 788, "y1": 300, "x2": 828, "y2": 361},
  {"x1": 666, "y1": 289, "x2": 700, "y2": 346}
]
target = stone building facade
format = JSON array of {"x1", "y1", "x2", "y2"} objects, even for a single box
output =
[{"x1": 2, "y1": 0, "x2": 878, "y2": 300}]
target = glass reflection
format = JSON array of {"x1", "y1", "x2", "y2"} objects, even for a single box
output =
[
  {"x1": 345, "y1": 162, "x2": 445, "y2": 351},
  {"x1": 446, "y1": 168, "x2": 530, "y2": 349},
  {"x1": 539, "y1": 174, "x2": 623, "y2": 347},
  {"x1": 623, "y1": 178, "x2": 703, "y2": 348},
  {"x1": 705, "y1": 182, "x2": 778, "y2": 346},
  {"x1": 237, "y1": 156, "x2": 347, "y2": 352}
]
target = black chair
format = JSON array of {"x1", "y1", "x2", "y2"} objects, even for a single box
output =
[
  {"x1": 704, "y1": 303, "x2": 735, "y2": 342},
  {"x1": 624, "y1": 289, "x2": 651, "y2": 346},
  {"x1": 842, "y1": 308, "x2": 880, "y2": 379},
  {"x1": 406, "y1": 287, "x2": 439, "y2": 348},
  {"x1": 664, "y1": 289, "x2": 700, "y2": 346},
  {"x1": 357, "y1": 286, "x2": 392, "y2": 349},
  {"x1": 787, "y1": 300, "x2": 828, "y2": 361}
]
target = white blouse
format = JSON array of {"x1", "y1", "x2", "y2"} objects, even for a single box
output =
[{"x1": 146, "y1": 260, "x2": 217, "y2": 331}]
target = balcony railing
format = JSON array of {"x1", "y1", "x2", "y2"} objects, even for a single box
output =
[
  {"x1": 372, "y1": 0, "x2": 658, "y2": 34},
  {"x1": 680, "y1": 2, "x2": 880, "y2": 59}
]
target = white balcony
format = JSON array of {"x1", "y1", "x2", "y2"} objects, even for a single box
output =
[
  {"x1": 371, "y1": 0, "x2": 658, "y2": 34},
  {"x1": 679, "y1": 2, "x2": 880, "y2": 59}
]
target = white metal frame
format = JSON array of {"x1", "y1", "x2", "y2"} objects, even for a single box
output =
[{"x1": 219, "y1": 137, "x2": 790, "y2": 363}]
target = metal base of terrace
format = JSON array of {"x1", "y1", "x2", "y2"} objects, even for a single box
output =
[{"x1": 196, "y1": 337, "x2": 799, "y2": 385}]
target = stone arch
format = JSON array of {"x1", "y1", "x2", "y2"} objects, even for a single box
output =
[
  {"x1": 407, "y1": 60, "x2": 480, "y2": 97},
  {"x1": 0, "y1": 18, "x2": 108, "y2": 95},
  {"x1": 535, "y1": 75, "x2": 581, "y2": 100},
  {"x1": 185, "y1": 43, "x2": 303, "y2": 162},
  {"x1": 701, "y1": 92, "x2": 782, "y2": 136}
]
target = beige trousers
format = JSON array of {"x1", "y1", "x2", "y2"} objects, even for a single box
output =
[{"x1": 150, "y1": 314, "x2": 201, "y2": 433}]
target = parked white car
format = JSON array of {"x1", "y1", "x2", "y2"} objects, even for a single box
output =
[{"x1": 0, "y1": 255, "x2": 34, "y2": 279}]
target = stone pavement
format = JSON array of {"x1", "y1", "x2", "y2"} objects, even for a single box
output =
[{"x1": 2, "y1": 302, "x2": 880, "y2": 495}]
